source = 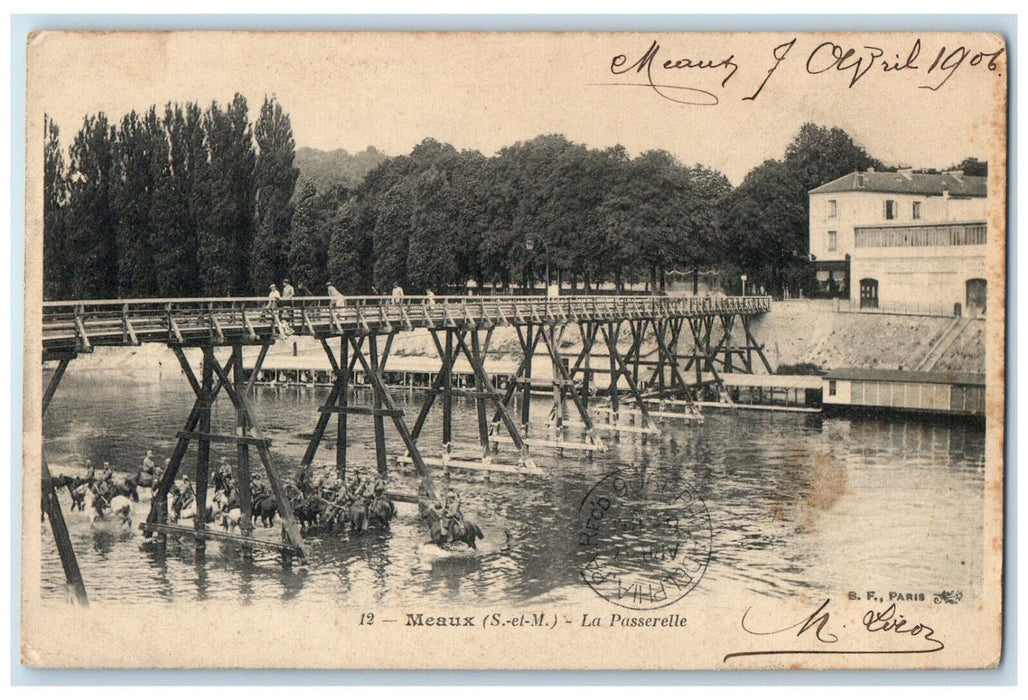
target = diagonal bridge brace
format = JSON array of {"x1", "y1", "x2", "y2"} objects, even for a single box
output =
[
  {"x1": 599, "y1": 322, "x2": 659, "y2": 435},
  {"x1": 536, "y1": 323, "x2": 607, "y2": 452},
  {"x1": 452, "y1": 329, "x2": 538, "y2": 471},
  {"x1": 143, "y1": 343, "x2": 309, "y2": 560},
  {"x1": 40, "y1": 356, "x2": 89, "y2": 606}
]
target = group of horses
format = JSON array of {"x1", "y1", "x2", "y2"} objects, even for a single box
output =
[
  {"x1": 285, "y1": 478, "x2": 397, "y2": 535},
  {"x1": 50, "y1": 473, "x2": 139, "y2": 527},
  {"x1": 201, "y1": 470, "x2": 399, "y2": 536},
  {"x1": 50, "y1": 467, "x2": 486, "y2": 551}
]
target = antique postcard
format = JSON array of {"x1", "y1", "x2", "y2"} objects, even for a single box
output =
[{"x1": 22, "y1": 30, "x2": 1006, "y2": 669}]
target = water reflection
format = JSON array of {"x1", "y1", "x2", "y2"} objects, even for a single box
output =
[{"x1": 41, "y1": 374, "x2": 986, "y2": 606}]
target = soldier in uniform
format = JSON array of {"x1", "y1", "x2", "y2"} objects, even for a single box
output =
[
  {"x1": 96, "y1": 462, "x2": 115, "y2": 502},
  {"x1": 370, "y1": 473, "x2": 387, "y2": 500},
  {"x1": 218, "y1": 457, "x2": 234, "y2": 487},
  {"x1": 349, "y1": 472, "x2": 365, "y2": 501},
  {"x1": 138, "y1": 449, "x2": 156, "y2": 489},
  {"x1": 442, "y1": 489, "x2": 465, "y2": 540},
  {"x1": 251, "y1": 473, "x2": 269, "y2": 501},
  {"x1": 179, "y1": 475, "x2": 196, "y2": 509}
]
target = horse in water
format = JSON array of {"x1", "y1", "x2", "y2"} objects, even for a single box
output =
[
  {"x1": 285, "y1": 485, "x2": 321, "y2": 532},
  {"x1": 312, "y1": 491, "x2": 351, "y2": 532},
  {"x1": 69, "y1": 480, "x2": 90, "y2": 511},
  {"x1": 213, "y1": 488, "x2": 243, "y2": 533},
  {"x1": 252, "y1": 494, "x2": 278, "y2": 527},
  {"x1": 446, "y1": 518, "x2": 485, "y2": 550},
  {"x1": 111, "y1": 475, "x2": 140, "y2": 503},
  {"x1": 85, "y1": 489, "x2": 134, "y2": 528},
  {"x1": 170, "y1": 488, "x2": 215, "y2": 524},
  {"x1": 52, "y1": 474, "x2": 90, "y2": 511},
  {"x1": 367, "y1": 496, "x2": 397, "y2": 530},
  {"x1": 420, "y1": 503, "x2": 485, "y2": 549}
]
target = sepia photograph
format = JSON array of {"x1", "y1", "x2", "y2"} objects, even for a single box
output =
[{"x1": 21, "y1": 29, "x2": 1007, "y2": 670}]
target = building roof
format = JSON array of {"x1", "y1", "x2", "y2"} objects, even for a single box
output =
[
  {"x1": 810, "y1": 171, "x2": 987, "y2": 197},
  {"x1": 823, "y1": 367, "x2": 985, "y2": 386}
]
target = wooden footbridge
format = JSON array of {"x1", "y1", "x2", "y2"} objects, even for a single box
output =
[{"x1": 40, "y1": 293, "x2": 772, "y2": 603}]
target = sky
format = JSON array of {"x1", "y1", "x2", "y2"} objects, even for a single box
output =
[{"x1": 27, "y1": 31, "x2": 1006, "y2": 185}]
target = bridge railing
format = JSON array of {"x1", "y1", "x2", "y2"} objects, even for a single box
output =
[
  {"x1": 42, "y1": 295, "x2": 771, "y2": 349},
  {"x1": 42, "y1": 294, "x2": 771, "y2": 317}
]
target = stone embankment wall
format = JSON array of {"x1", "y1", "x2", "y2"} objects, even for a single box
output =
[{"x1": 749, "y1": 301, "x2": 985, "y2": 373}]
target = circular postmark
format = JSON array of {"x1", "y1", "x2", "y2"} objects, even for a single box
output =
[{"x1": 577, "y1": 466, "x2": 712, "y2": 610}]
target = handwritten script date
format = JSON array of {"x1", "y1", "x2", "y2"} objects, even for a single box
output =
[{"x1": 609, "y1": 38, "x2": 1005, "y2": 106}]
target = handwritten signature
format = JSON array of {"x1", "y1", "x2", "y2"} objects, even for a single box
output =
[
  {"x1": 604, "y1": 38, "x2": 1004, "y2": 107},
  {"x1": 723, "y1": 598, "x2": 945, "y2": 662}
]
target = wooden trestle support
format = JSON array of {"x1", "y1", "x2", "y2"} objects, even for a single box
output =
[
  {"x1": 296, "y1": 308, "x2": 773, "y2": 478},
  {"x1": 139, "y1": 342, "x2": 311, "y2": 561},
  {"x1": 298, "y1": 332, "x2": 443, "y2": 494},
  {"x1": 299, "y1": 325, "x2": 543, "y2": 478},
  {"x1": 682, "y1": 313, "x2": 774, "y2": 393}
]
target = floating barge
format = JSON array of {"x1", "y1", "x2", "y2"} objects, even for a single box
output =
[
  {"x1": 710, "y1": 373, "x2": 824, "y2": 412},
  {"x1": 821, "y1": 368, "x2": 985, "y2": 421}
]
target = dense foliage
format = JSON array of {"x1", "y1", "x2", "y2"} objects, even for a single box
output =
[{"x1": 43, "y1": 100, "x2": 982, "y2": 300}]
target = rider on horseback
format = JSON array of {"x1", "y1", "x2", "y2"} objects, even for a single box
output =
[
  {"x1": 89, "y1": 482, "x2": 108, "y2": 517},
  {"x1": 371, "y1": 474, "x2": 386, "y2": 499},
  {"x1": 138, "y1": 449, "x2": 156, "y2": 489},
  {"x1": 295, "y1": 464, "x2": 314, "y2": 495},
  {"x1": 217, "y1": 457, "x2": 234, "y2": 489},
  {"x1": 441, "y1": 489, "x2": 465, "y2": 539},
  {"x1": 96, "y1": 462, "x2": 115, "y2": 501},
  {"x1": 251, "y1": 473, "x2": 269, "y2": 500},
  {"x1": 180, "y1": 475, "x2": 196, "y2": 507}
]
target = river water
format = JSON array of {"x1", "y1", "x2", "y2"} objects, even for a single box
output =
[{"x1": 40, "y1": 372, "x2": 986, "y2": 608}]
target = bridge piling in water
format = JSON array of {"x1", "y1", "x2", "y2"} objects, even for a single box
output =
[
  {"x1": 142, "y1": 341, "x2": 309, "y2": 561},
  {"x1": 40, "y1": 354, "x2": 89, "y2": 606}
]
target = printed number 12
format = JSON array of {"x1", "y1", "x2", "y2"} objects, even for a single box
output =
[{"x1": 360, "y1": 612, "x2": 375, "y2": 625}]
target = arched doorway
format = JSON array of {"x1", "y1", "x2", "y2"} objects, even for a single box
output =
[
  {"x1": 859, "y1": 278, "x2": 879, "y2": 309},
  {"x1": 966, "y1": 278, "x2": 987, "y2": 314}
]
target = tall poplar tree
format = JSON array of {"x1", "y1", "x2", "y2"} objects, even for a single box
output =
[
  {"x1": 151, "y1": 102, "x2": 204, "y2": 297},
  {"x1": 198, "y1": 94, "x2": 255, "y2": 295},
  {"x1": 251, "y1": 97, "x2": 299, "y2": 289},
  {"x1": 113, "y1": 107, "x2": 165, "y2": 297},
  {"x1": 43, "y1": 114, "x2": 70, "y2": 300},
  {"x1": 288, "y1": 181, "x2": 350, "y2": 291},
  {"x1": 328, "y1": 199, "x2": 375, "y2": 294},
  {"x1": 66, "y1": 113, "x2": 119, "y2": 298}
]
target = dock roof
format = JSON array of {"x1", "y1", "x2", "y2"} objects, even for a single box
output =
[{"x1": 823, "y1": 367, "x2": 985, "y2": 386}]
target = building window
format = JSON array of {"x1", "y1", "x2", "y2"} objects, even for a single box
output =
[
  {"x1": 827, "y1": 231, "x2": 837, "y2": 251},
  {"x1": 829, "y1": 380, "x2": 837, "y2": 396},
  {"x1": 854, "y1": 223, "x2": 986, "y2": 248},
  {"x1": 884, "y1": 200, "x2": 898, "y2": 220},
  {"x1": 912, "y1": 201, "x2": 921, "y2": 220},
  {"x1": 828, "y1": 200, "x2": 837, "y2": 218}
]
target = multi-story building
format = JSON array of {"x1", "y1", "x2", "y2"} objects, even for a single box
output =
[{"x1": 808, "y1": 169, "x2": 988, "y2": 313}]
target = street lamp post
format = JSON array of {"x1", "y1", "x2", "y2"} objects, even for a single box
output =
[
  {"x1": 741, "y1": 274, "x2": 748, "y2": 297},
  {"x1": 525, "y1": 236, "x2": 535, "y2": 293}
]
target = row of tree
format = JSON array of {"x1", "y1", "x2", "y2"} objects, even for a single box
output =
[
  {"x1": 293, "y1": 125, "x2": 880, "y2": 296},
  {"x1": 44, "y1": 94, "x2": 297, "y2": 300},
  {"x1": 43, "y1": 96, "x2": 982, "y2": 300}
]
